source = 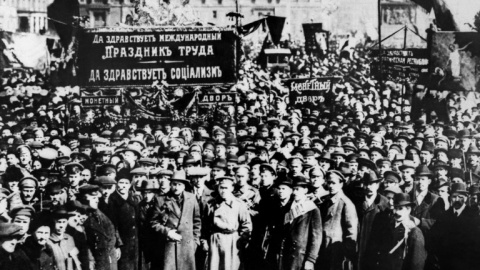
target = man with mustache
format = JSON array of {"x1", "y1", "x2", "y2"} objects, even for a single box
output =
[
  {"x1": 20, "y1": 212, "x2": 57, "y2": 270},
  {"x1": 430, "y1": 183, "x2": 480, "y2": 270},
  {"x1": 364, "y1": 193, "x2": 426, "y2": 270},
  {"x1": 18, "y1": 176, "x2": 39, "y2": 206}
]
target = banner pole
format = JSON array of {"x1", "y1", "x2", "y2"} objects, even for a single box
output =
[
  {"x1": 402, "y1": 25, "x2": 407, "y2": 121},
  {"x1": 378, "y1": 0, "x2": 384, "y2": 114}
]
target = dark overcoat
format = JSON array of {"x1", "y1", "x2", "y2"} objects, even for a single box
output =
[
  {"x1": 84, "y1": 208, "x2": 121, "y2": 270},
  {"x1": 20, "y1": 237, "x2": 57, "y2": 270},
  {"x1": 372, "y1": 221, "x2": 426, "y2": 270},
  {"x1": 282, "y1": 202, "x2": 323, "y2": 270},
  {"x1": 151, "y1": 192, "x2": 201, "y2": 270},
  {"x1": 354, "y1": 194, "x2": 389, "y2": 270},
  {"x1": 430, "y1": 206, "x2": 480, "y2": 270},
  {"x1": 108, "y1": 191, "x2": 141, "y2": 270}
]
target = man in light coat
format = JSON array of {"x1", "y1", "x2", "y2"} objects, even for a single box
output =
[{"x1": 151, "y1": 170, "x2": 201, "y2": 270}]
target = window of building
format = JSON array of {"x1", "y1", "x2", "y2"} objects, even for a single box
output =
[
  {"x1": 202, "y1": 0, "x2": 206, "y2": 3},
  {"x1": 218, "y1": 0, "x2": 222, "y2": 4},
  {"x1": 268, "y1": 0, "x2": 272, "y2": 3},
  {"x1": 93, "y1": 11, "x2": 106, "y2": 27},
  {"x1": 213, "y1": 10, "x2": 217, "y2": 18},
  {"x1": 18, "y1": 17, "x2": 29, "y2": 32}
]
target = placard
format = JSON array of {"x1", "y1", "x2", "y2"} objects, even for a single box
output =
[
  {"x1": 197, "y1": 93, "x2": 236, "y2": 106},
  {"x1": 370, "y1": 49, "x2": 429, "y2": 82},
  {"x1": 302, "y1": 23, "x2": 329, "y2": 56},
  {"x1": 76, "y1": 27, "x2": 239, "y2": 87},
  {"x1": 285, "y1": 77, "x2": 334, "y2": 109}
]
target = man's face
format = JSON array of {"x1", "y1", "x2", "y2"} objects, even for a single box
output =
[
  {"x1": 68, "y1": 173, "x2": 81, "y2": 187},
  {"x1": 215, "y1": 145, "x2": 226, "y2": 157},
  {"x1": 211, "y1": 167, "x2": 225, "y2": 179},
  {"x1": 86, "y1": 194, "x2": 99, "y2": 209},
  {"x1": 416, "y1": 176, "x2": 431, "y2": 192},
  {"x1": 451, "y1": 193, "x2": 467, "y2": 210},
  {"x1": 260, "y1": 170, "x2": 275, "y2": 187},
  {"x1": 293, "y1": 186, "x2": 308, "y2": 202},
  {"x1": 235, "y1": 168, "x2": 249, "y2": 186},
  {"x1": 420, "y1": 151, "x2": 432, "y2": 164},
  {"x1": 393, "y1": 205, "x2": 411, "y2": 222},
  {"x1": 20, "y1": 187, "x2": 36, "y2": 202},
  {"x1": 326, "y1": 175, "x2": 343, "y2": 195},
  {"x1": 34, "y1": 226, "x2": 50, "y2": 246},
  {"x1": 402, "y1": 168, "x2": 415, "y2": 184},
  {"x1": 385, "y1": 192, "x2": 395, "y2": 209},
  {"x1": 68, "y1": 212, "x2": 81, "y2": 228},
  {"x1": 364, "y1": 182, "x2": 380, "y2": 197},
  {"x1": 6, "y1": 154, "x2": 19, "y2": 166},
  {"x1": 0, "y1": 236, "x2": 19, "y2": 253},
  {"x1": 278, "y1": 185, "x2": 292, "y2": 201},
  {"x1": 54, "y1": 218, "x2": 68, "y2": 235},
  {"x1": 218, "y1": 181, "x2": 234, "y2": 199},
  {"x1": 13, "y1": 216, "x2": 31, "y2": 235},
  {"x1": 170, "y1": 181, "x2": 185, "y2": 196},
  {"x1": 117, "y1": 179, "x2": 132, "y2": 195}
]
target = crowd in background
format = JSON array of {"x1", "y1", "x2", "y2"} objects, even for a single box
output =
[{"x1": 1, "y1": 43, "x2": 480, "y2": 270}]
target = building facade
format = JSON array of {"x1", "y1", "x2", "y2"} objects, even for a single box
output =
[
  {"x1": 0, "y1": 0, "x2": 48, "y2": 33},
  {"x1": 79, "y1": 0, "x2": 135, "y2": 28}
]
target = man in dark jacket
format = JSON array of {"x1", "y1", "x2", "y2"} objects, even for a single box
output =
[
  {"x1": 365, "y1": 193, "x2": 426, "y2": 270},
  {"x1": 108, "y1": 175, "x2": 141, "y2": 270},
  {"x1": 430, "y1": 183, "x2": 480, "y2": 270},
  {"x1": 281, "y1": 176, "x2": 322, "y2": 270},
  {"x1": 20, "y1": 212, "x2": 56, "y2": 270},
  {"x1": 354, "y1": 171, "x2": 389, "y2": 270},
  {"x1": 0, "y1": 223, "x2": 32, "y2": 270},
  {"x1": 151, "y1": 170, "x2": 201, "y2": 270},
  {"x1": 79, "y1": 184, "x2": 122, "y2": 270}
]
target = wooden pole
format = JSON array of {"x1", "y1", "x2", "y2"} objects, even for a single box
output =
[{"x1": 378, "y1": 0, "x2": 384, "y2": 114}]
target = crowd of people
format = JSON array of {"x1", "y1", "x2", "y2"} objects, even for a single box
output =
[{"x1": 2, "y1": 39, "x2": 480, "y2": 270}]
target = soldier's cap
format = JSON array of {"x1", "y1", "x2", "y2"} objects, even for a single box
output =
[
  {"x1": 139, "y1": 157, "x2": 157, "y2": 165},
  {"x1": 216, "y1": 176, "x2": 235, "y2": 185},
  {"x1": 95, "y1": 176, "x2": 117, "y2": 186},
  {"x1": 187, "y1": 167, "x2": 209, "y2": 177},
  {"x1": 45, "y1": 181, "x2": 64, "y2": 195},
  {"x1": 65, "y1": 162, "x2": 84, "y2": 174},
  {"x1": 18, "y1": 175, "x2": 39, "y2": 189},
  {"x1": 52, "y1": 205, "x2": 75, "y2": 219},
  {"x1": 140, "y1": 179, "x2": 160, "y2": 191},
  {"x1": 383, "y1": 186, "x2": 403, "y2": 195},
  {"x1": 384, "y1": 171, "x2": 401, "y2": 183},
  {"x1": 260, "y1": 163, "x2": 276, "y2": 175},
  {"x1": 326, "y1": 170, "x2": 346, "y2": 183},
  {"x1": 78, "y1": 184, "x2": 100, "y2": 196},
  {"x1": 399, "y1": 160, "x2": 416, "y2": 171},
  {"x1": 9, "y1": 205, "x2": 35, "y2": 218},
  {"x1": 130, "y1": 167, "x2": 148, "y2": 175},
  {"x1": 0, "y1": 223, "x2": 24, "y2": 239},
  {"x1": 154, "y1": 169, "x2": 174, "y2": 176},
  {"x1": 38, "y1": 147, "x2": 58, "y2": 161}
]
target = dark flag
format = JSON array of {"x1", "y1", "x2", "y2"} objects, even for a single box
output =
[
  {"x1": 171, "y1": 91, "x2": 197, "y2": 113},
  {"x1": 238, "y1": 18, "x2": 266, "y2": 37},
  {"x1": 266, "y1": 16, "x2": 286, "y2": 46},
  {"x1": 47, "y1": 0, "x2": 80, "y2": 48}
]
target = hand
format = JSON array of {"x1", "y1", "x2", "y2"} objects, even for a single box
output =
[
  {"x1": 115, "y1": 248, "x2": 121, "y2": 260},
  {"x1": 304, "y1": 261, "x2": 314, "y2": 270},
  {"x1": 201, "y1": 239, "x2": 209, "y2": 252},
  {"x1": 167, "y1": 230, "x2": 182, "y2": 242}
]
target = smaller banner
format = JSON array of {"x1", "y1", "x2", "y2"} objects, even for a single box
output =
[
  {"x1": 81, "y1": 89, "x2": 123, "y2": 107},
  {"x1": 302, "y1": 23, "x2": 329, "y2": 56},
  {"x1": 197, "y1": 92, "x2": 236, "y2": 106},
  {"x1": 370, "y1": 48, "x2": 429, "y2": 82},
  {"x1": 285, "y1": 77, "x2": 334, "y2": 109}
]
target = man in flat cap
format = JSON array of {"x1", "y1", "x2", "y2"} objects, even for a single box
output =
[
  {"x1": 0, "y1": 223, "x2": 31, "y2": 270},
  {"x1": 151, "y1": 170, "x2": 201, "y2": 270},
  {"x1": 108, "y1": 175, "x2": 141, "y2": 270},
  {"x1": 79, "y1": 184, "x2": 122, "y2": 270},
  {"x1": 10, "y1": 205, "x2": 35, "y2": 244},
  {"x1": 364, "y1": 193, "x2": 426, "y2": 270},
  {"x1": 20, "y1": 212, "x2": 56, "y2": 270},
  {"x1": 318, "y1": 170, "x2": 358, "y2": 270},
  {"x1": 203, "y1": 176, "x2": 252, "y2": 270},
  {"x1": 18, "y1": 176, "x2": 39, "y2": 206},
  {"x1": 234, "y1": 165, "x2": 261, "y2": 217}
]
